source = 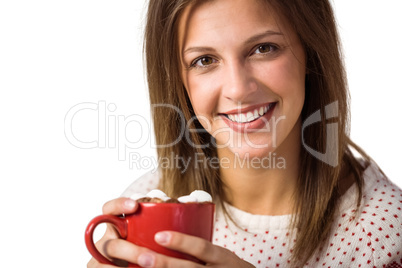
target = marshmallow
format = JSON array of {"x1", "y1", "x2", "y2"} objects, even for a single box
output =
[
  {"x1": 146, "y1": 189, "x2": 168, "y2": 199},
  {"x1": 178, "y1": 195, "x2": 198, "y2": 203},
  {"x1": 160, "y1": 196, "x2": 171, "y2": 201},
  {"x1": 139, "y1": 189, "x2": 212, "y2": 203},
  {"x1": 190, "y1": 190, "x2": 213, "y2": 202}
]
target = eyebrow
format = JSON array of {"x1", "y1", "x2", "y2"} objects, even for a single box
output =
[
  {"x1": 244, "y1": 30, "x2": 284, "y2": 46},
  {"x1": 183, "y1": 30, "x2": 284, "y2": 55}
]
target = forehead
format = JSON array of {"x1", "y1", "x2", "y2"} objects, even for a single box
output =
[{"x1": 177, "y1": 0, "x2": 295, "y2": 51}]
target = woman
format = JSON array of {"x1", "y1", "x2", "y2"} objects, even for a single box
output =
[{"x1": 88, "y1": 0, "x2": 402, "y2": 267}]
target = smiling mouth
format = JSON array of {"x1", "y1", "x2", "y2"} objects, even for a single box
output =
[{"x1": 221, "y1": 103, "x2": 276, "y2": 124}]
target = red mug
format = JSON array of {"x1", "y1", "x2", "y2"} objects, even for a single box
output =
[{"x1": 85, "y1": 202, "x2": 215, "y2": 267}]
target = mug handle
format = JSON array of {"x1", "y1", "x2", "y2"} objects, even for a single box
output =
[{"x1": 85, "y1": 215, "x2": 128, "y2": 265}]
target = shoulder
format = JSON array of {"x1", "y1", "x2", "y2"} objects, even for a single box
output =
[
  {"x1": 120, "y1": 170, "x2": 161, "y2": 198},
  {"x1": 353, "y1": 161, "x2": 401, "y2": 226},
  {"x1": 338, "y1": 161, "x2": 401, "y2": 216},
  {"x1": 333, "y1": 161, "x2": 402, "y2": 266},
  {"x1": 357, "y1": 163, "x2": 402, "y2": 265}
]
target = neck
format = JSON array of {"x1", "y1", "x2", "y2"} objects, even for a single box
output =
[{"x1": 218, "y1": 122, "x2": 301, "y2": 216}]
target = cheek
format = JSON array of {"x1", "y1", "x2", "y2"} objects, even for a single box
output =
[
  {"x1": 185, "y1": 75, "x2": 220, "y2": 118},
  {"x1": 257, "y1": 56, "x2": 305, "y2": 108}
]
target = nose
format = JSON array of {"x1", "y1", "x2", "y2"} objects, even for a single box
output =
[{"x1": 221, "y1": 60, "x2": 258, "y2": 103}]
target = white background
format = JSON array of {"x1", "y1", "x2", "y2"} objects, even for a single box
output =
[{"x1": 0, "y1": 0, "x2": 401, "y2": 267}]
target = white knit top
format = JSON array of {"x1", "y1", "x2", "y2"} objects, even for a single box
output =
[{"x1": 122, "y1": 163, "x2": 402, "y2": 267}]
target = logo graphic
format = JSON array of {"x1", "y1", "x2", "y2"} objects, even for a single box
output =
[{"x1": 302, "y1": 101, "x2": 339, "y2": 167}]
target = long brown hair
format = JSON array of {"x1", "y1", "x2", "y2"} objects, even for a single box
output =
[{"x1": 144, "y1": 0, "x2": 370, "y2": 265}]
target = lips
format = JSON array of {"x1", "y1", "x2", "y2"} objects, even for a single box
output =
[
  {"x1": 220, "y1": 102, "x2": 276, "y2": 123},
  {"x1": 219, "y1": 102, "x2": 277, "y2": 133}
]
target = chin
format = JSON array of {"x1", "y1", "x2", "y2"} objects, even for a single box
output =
[
  {"x1": 228, "y1": 145, "x2": 277, "y2": 160},
  {"x1": 223, "y1": 146, "x2": 287, "y2": 170}
]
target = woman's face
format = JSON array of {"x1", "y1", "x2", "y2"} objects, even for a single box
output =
[{"x1": 178, "y1": 0, "x2": 306, "y2": 160}]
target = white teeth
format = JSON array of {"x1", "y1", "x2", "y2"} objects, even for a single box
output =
[
  {"x1": 246, "y1": 112, "x2": 254, "y2": 122},
  {"x1": 239, "y1": 113, "x2": 247, "y2": 123},
  {"x1": 226, "y1": 103, "x2": 274, "y2": 123},
  {"x1": 259, "y1": 107, "x2": 264, "y2": 116},
  {"x1": 254, "y1": 110, "x2": 259, "y2": 118}
]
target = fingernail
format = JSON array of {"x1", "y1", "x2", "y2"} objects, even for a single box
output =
[
  {"x1": 155, "y1": 232, "x2": 171, "y2": 244},
  {"x1": 124, "y1": 199, "x2": 136, "y2": 209},
  {"x1": 138, "y1": 253, "x2": 155, "y2": 267}
]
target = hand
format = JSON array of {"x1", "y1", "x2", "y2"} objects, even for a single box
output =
[
  {"x1": 87, "y1": 197, "x2": 153, "y2": 267},
  {"x1": 133, "y1": 231, "x2": 255, "y2": 268}
]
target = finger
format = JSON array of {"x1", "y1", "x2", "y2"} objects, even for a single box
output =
[
  {"x1": 103, "y1": 238, "x2": 155, "y2": 265},
  {"x1": 89, "y1": 237, "x2": 128, "y2": 267},
  {"x1": 137, "y1": 252, "x2": 204, "y2": 268},
  {"x1": 87, "y1": 257, "x2": 118, "y2": 268},
  {"x1": 89, "y1": 252, "x2": 204, "y2": 268},
  {"x1": 91, "y1": 226, "x2": 133, "y2": 266},
  {"x1": 102, "y1": 197, "x2": 138, "y2": 215},
  {"x1": 154, "y1": 231, "x2": 228, "y2": 264}
]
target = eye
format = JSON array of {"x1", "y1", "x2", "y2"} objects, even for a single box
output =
[
  {"x1": 254, "y1": 44, "x2": 277, "y2": 54},
  {"x1": 191, "y1": 56, "x2": 217, "y2": 68}
]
